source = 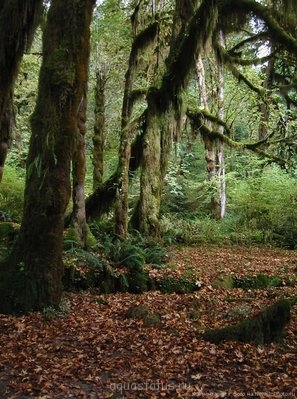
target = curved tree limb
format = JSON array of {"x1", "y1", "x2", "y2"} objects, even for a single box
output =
[
  {"x1": 187, "y1": 108, "x2": 289, "y2": 167},
  {"x1": 228, "y1": 32, "x2": 270, "y2": 55},
  {"x1": 220, "y1": 0, "x2": 297, "y2": 53}
]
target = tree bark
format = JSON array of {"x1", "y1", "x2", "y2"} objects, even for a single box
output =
[
  {"x1": 0, "y1": 0, "x2": 95, "y2": 314},
  {"x1": 138, "y1": 99, "x2": 162, "y2": 237},
  {"x1": 0, "y1": 0, "x2": 43, "y2": 181},
  {"x1": 115, "y1": 18, "x2": 159, "y2": 238},
  {"x1": 88, "y1": 0, "x2": 219, "y2": 231},
  {"x1": 214, "y1": 30, "x2": 226, "y2": 220},
  {"x1": 196, "y1": 31, "x2": 226, "y2": 220},
  {"x1": 93, "y1": 66, "x2": 107, "y2": 190},
  {"x1": 136, "y1": 0, "x2": 218, "y2": 236}
]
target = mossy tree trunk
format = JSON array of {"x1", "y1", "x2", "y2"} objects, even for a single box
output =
[
  {"x1": 138, "y1": 100, "x2": 162, "y2": 237},
  {"x1": 114, "y1": 13, "x2": 159, "y2": 238},
  {"x1": 134, "y1": 0, "x2": 215, "y2": 237},
  {"x1": 92, "y1": 66, "x2": 107, "y2": 190},
  {"x1": 196, "y1": 32, "x2": 226, "y2": 221},
  {"x1": 0, "y1": 0, "x2": 95, "y2": 314},
  {"x1": 214, "y1": 30, "x2": 226, "y2": 220},
  {"x1": 0, "y1": 0, "x2": 43, "y2": 181}
]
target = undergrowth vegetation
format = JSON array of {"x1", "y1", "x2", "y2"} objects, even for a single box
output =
[
  {"x1": 161, "y1": 163, "x2": 297, "y2": 249},
  {"x1": 1, "y1": 149, "x2": 296, "y2": 295}
]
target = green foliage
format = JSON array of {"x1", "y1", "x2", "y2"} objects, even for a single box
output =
[
  {"x1": 120, "y1": 243, "x2": 145, "y2": 269},
  {"x1": 63, "y1": 245, "x2": 104, "y2": 290},
  {"x1": 228, "y1": 165, "x2": 297, "y2": 248},
  {"x1": 88, "y1": 230, "x2": 166, "y2": 293},
  {"x1": 11, "y1": 34, "x2": 41, "y2": 170},
  {"x1": 160, "y1": 215, "x2": 223, "y2": 245},
  {"x1": 121, "y1": 244, "x2": 149, "y2": 294},
  {"x1": 161, "y1": 163, "x2": 297, "y2": 247},
  {"x1": 92, "y1": 226, "x2": 168, "y2": 268},
  {"x1": 0, "y1": 166, "x2": 24, "y2": 221}
]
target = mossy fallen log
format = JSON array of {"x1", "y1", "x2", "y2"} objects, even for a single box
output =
[{"x1": 203, "y1": 299, "x2": 291, "y2": 345}]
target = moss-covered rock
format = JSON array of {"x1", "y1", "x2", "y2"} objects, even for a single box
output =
[
  {"x1": 234, "y1": 274, "x2": 281, "y2": 290},
  {"x1": 155, "y1": 276, "x2": 197, "y2": 294},
  {"x1": 212, "y1": 274, "x2": 234, "y2": 289},
  {"x1": 125, "y1": 305, "x2": 161, "y2": 327},
  {"x1": 125, "y1": 305, "x2": 149, "y2": 319},
  {"x1": 143, "y1": 313, "x2": 161, "y2": 327},
  {"x1": 203, "y1": 299, "x2": 291, "y2": 345}
]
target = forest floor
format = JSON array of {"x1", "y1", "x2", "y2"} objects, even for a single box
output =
[{"x1": 0, "y1": 244, "x2": 296, "y2": 399}]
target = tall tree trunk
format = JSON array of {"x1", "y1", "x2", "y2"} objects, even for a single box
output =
[
  {"x1": 93, "y1": 66, "x2": 107, "y2": 190},
  {"x1": 0, "y1": 0, "x2": 95, "y2": 314},
  {"x1": 87, "y1": 0, "x2": 218, "y2": 230},
  {"x1": 115, "y1": 15, "x2": 159, "y2": 238},
  {"x1": 258, "y1": 44, "x2": 274, "y2": 140},
  {"x1": 215, "y1": 30, "x2": 226, "y2": 219},
  {"x1": 196, "y1": 55, "x2": 216, "y2": 180},
  {"x1": 136, "y1": 0, "x2": 219, "y2": 235},
  {"x1": 72, "y1": 95, "x2": 88, "y2": 247},
  {"x1": 138, "y1": 100, "x2": 162, "y2": 236},
  {"x1": 0, "y1": 0, "x2": 43, "y2": 181},
  {"x1": 196, "y1": 33, "x2": 226, "y2": 221}
]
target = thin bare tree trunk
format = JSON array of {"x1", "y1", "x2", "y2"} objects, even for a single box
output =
[
  {"x1": 72, "y1": 95, "x2": 88, "y2": 247},
  {"x1": 196, "y1": 56, "x2": 216, "y2": 181},
  {"x1": 216, "y1": 30, "x2": 226, "y2": 219}
]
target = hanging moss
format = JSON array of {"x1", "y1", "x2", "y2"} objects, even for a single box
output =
[
  {"x1": 155, "y1": 0, "x2": 218, "y2": 113},
  {"x1": 220, "y1": 0, "x2": 297, "y2": 53},
  {"x1": 203, "y1": 299, "x2": 291, "y2": 345}
]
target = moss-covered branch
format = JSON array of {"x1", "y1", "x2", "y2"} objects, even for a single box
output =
[
  {"x1": 227, "y1": 63, "x2": 265, "y2": 96},
  {"x1": 187, "y1": 108, "x2": 289, "y2": 167},
  {"x1": 217, "y1": 43, "x2": 276, "y2": 67},
  {"x1": 151, "y1": 0, "x2": 219, "y2": 113},
  {"x1": 228, "y1": 32, "x2": 270, "y2": 55},
  {"x1": 131, "y1": 21, "x2": 159, "y2": 57},
  {"x1": 221, "y1": 0, "x2": 297, "y2": 53}
]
